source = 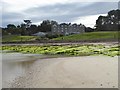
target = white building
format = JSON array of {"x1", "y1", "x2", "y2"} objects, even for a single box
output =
[{"x1": 51, "y1": 23, "x2": 85, "y2": 35}]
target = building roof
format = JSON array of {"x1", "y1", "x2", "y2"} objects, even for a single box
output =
[{"x1": 32, "y1": 32, "x2": 46, "y2": 36}]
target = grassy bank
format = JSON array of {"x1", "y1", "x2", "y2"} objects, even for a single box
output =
[
  {"x1": 2, "y1": 35, "x2": 39, "y2": 42},
  {"x1": 2, "y1": 31, "x2": 119, "y2": 43},
  {"x1": 1, "y1": 45, "x2": 120, "y2": 57},
  {"x1": 53, "y1": 31, "x2": 119, "y2": 41}
]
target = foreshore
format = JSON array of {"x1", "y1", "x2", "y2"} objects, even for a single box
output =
[
  {"x1": 1, "y1": 41, "x2": 119, "y2": 46},
  {"x1": 3, "y1": 55, "x2": 118, "y2": 88}
]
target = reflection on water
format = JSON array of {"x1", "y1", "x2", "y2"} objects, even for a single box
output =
[
  {"x1": 2, "y1": 52, "x2": 41, "y2": 88},
  {"x1": 2, "y1": 50, "x2": 64, "y2": 88}
]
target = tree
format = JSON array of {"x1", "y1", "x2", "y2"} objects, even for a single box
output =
[
  {"x1": 24, "y1": 20, "x2": 32, "y2": 28},
  {"x1": 29, "y1": 24, "x2": 38, "y2": 35},
  {"x1": 2, "y1": 28, "x2": 8, "y2": 35},
  {"x1": 23, "y1": 20, "x2": 32, "y2": 35},
  {"x1": 95, "y1": 9, "x2": 120, "y2": 31},
  {"x1": 40, "y1": 20, "x2": 51, "y2": 32},
  {"x1": 40, "y1": 20, "x2": 58, "y2": 32},
  {"x1": 2, "y1": 20, "x2": 59, "y2": 35},
  {"x1": 6, "y1": 24, "x2": 16, "y2": 34},
  {"x1": 7, "y1": 24, "x2": 16, "y2": 29},
  {"x1": 85, "y1": 27, "x2": 94, "y2": 32},
  {"x1": 51, "y1": 20, "x2": 58, "y2": 25},
  {"x1": 20, "y1": 23, "x2": 26, "y2": 35}
]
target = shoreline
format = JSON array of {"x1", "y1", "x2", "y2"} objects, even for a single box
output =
[{"x1": 1, "y1": 41, "x2": 119, "y2": 46}]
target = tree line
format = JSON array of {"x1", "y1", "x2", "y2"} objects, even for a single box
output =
[
  {"x1": 2, "y1": 20, "x2": 58, "y2": 35},
  {"x1": 2, "y1": 9, "x2": 120, "y2": 36},
  {"x1": 95, "y1": 9, "x2": 120, "y2": 31}
]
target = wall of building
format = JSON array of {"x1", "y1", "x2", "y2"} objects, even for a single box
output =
[{"x1": 51, "y1": 24, "x2": 85, "y2": 35}]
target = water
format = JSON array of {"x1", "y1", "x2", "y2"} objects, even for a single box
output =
[
  {"x1": 1, "y1": 50, "x2": 71, "y2": 88},
  {"x1": 2, "y1": 52, "x2": 41, "y2": 88}
]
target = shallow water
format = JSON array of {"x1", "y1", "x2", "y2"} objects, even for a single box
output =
[
  {"x1": 1, "y1": 51, "x2": 64, "y2": 88},
  {"x1": 1, "y1": 52, "x2": 42, "y2": 88},
  {"x1": 1, "y1": 50, "x2": 118, "y2": 88}
]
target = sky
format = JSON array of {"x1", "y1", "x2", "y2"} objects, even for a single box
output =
[{"x1": 1, "y1": 0, "x2": 119, "y2": 28}]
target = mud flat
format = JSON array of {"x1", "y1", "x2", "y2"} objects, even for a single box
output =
[{"x1": 2, "y1": 54, "x2": 118, "y2": 88}]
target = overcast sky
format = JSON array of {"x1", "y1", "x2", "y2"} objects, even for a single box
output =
[{"x1": 1, "y1": 0, "x2": 119, "y2": 28}]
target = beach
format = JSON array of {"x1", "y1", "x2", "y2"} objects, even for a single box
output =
[{"x1": 2, "y1": 54, "x2": 118, "y2": 88}]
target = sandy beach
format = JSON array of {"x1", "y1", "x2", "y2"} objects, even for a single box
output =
[{"x1": 2, "y1": 55, "x2": 118, "y2": 88}]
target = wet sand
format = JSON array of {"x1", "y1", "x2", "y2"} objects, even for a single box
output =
[{"x1": 3, "y1": 55, "x2": 118, "y2": 88}]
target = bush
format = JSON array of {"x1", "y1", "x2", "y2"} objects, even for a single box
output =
[{"x1": 45, "y1": 34, "x2": 63, "y2": 39}]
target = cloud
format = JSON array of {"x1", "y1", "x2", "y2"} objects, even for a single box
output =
[
  {"x1": 2, "y1": 0, "x2": 119, "y2": 12},
  {"x1": 24, "y1": 2, "x2": 118, "y2": 25},
  {"x1": 2, "y1": 1, "x2": 119, "y2": 27},
  {"x1": 72, "y1": 14, "x2": 107, "y2": 28},
  {"x1": 2, "y1": 11, "x2": 25, "y2": 27},
  {"x1": 2, "y1": 0, "x2": 80, "y2": 12}
]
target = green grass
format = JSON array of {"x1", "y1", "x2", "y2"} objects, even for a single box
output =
[
  {"x1": 2, "y1": 31, "x2": 119, "y2": 42},
  {"x1": 53, "y1": 31, "x2": 120, "y2": 41},
  {"x1": 1, "y1": 45, "x2": 120, "y2": 57},
  {"x1": 2, "y1": 35, "x2": 39, "y2": 42}
]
